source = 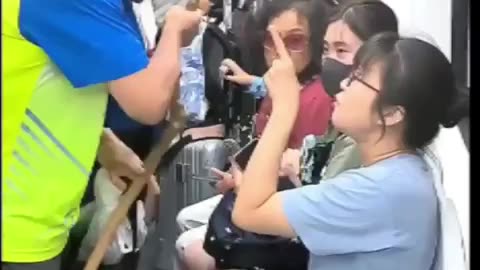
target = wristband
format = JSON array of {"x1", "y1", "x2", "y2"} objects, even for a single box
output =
[{"x1": 247, "y1": 76, "x2": 267, "y2": 99}]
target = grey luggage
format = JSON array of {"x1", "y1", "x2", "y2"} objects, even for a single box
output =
[
  {"x1": 137, "y1": 135, "x2": 237, "y2": 270},
  {"x1": 170, "y1": 137, "x2": 231, "y2": 209}
]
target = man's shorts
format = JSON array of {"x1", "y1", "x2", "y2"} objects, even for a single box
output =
[{"x1": 2, "y1": 255, "x2": 61, "y2": 270}]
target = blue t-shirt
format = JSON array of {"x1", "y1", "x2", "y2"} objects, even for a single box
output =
[
  {"x1": 106, "y1": 96, "x2": 148, "y2": 131},
  {"x1": 281, "y1": 154, "x2": 439, "y2": 270},
  {"x1": 20, "y1": 0, "x2": 151, "y2": 131}
]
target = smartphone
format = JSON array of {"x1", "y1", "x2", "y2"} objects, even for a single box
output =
[{"x1": 233, "y1": 139, "x2": 259, "y2": 170}]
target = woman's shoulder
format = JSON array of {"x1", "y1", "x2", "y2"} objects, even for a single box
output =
[
  {"x1": 353, "y1": 154, "x2": 428, "y2": 178},
  {"x1": 332, "y1": 134, "x2": 356, "y2": 150},
  {"x1": 333, "y1": 154, "x2": 430, "y2": 188},
  {"x1": 297, "y1": 78, "x2": 333, "y2": 116},
  {"x1": 300, "y1": 77, "x2": 330, "y2": 98},
  {"x1": 346, "y1": 154, "x2": 435, "y2": 202}
]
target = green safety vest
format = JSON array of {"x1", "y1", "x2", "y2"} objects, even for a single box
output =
[{"x1": 2, "y1": 0, "x2": 108, "y2": 262}]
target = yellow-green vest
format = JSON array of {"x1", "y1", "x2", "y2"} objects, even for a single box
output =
[{"x1": 2, "y1": 0, "x2": 108, "y2": 262}]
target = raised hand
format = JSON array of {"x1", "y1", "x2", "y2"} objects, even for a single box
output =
[
  {"x1": 263, "y1": 26, "x2": 302, "y2": 109},
  {"x1": 164, "y1": 5, "x2": 204, "y2": 45}
]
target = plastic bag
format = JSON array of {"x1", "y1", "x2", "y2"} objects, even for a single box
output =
[
  {"x1": 179, "y1": 23, "x2": 209, "y2": 123},
  {"x1": 77, "y1": 168, "x2": 148, "y2": 265}
]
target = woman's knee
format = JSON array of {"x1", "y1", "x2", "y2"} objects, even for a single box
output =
[{"x1": 181, "y1": 240, "x2": 216, "y2": 270}]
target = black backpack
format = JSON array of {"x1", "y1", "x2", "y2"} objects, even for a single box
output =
[{"x1": 203, "y1": 178, "x2": 309, "y2": 270}]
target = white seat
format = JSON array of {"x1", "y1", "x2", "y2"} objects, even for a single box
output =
[{"x1": 424, "y1": 151, "x2": 468, "y2": 270}]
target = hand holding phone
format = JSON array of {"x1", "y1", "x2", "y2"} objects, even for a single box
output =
[
  {"x1": 210, "y1": 167, "x2": 235, "y2": 194},
  {"x1": 232, "y1": 139, "x2": 259, "y2": 170}
]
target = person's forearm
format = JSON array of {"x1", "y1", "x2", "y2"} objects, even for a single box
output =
[
  {"x1": 234, "y1": 103, "x2": 298, "y2": 219},
  {"x1": 108, "y1": 25, "x2": 183, "y2": 125},
  {"x1": 140, "y1": 24, "x2": 183, "y2": 121},
  {"x1": 96, "y1": 128, "x2": 113, "y2": 166},
  {"x1": 150, "y1": 23, "x2": 182, "y2": 79}
]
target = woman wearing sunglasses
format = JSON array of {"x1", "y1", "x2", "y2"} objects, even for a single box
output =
[
  {"x1": 220, "y1": 0, "x2": 331, "y2": 150},
  {"x1": 175, "y1": 0, "x2": 331, "y2": 269},
  {"x1": 232, "y1": 30, "x2": 467, "y2": 270}
]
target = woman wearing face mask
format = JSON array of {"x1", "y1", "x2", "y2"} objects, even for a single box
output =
[
  {"x1": 232, "y1": 30, "x2": 467, "y2": 270},
  {"x1": 322, "y1": 0, "x2": 398, "y2": 96},
  {"x1": 317, "y1": 0, "x2": 399, "y2": 179}
]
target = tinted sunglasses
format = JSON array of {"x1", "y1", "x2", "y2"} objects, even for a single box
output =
[{"x1": 263, "y1": 32, "x2": 309, "y2": 53}]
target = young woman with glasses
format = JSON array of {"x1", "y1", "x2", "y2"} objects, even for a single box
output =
[{"x1": 232, "y1": 30, "x2": 467, "y2": 270}]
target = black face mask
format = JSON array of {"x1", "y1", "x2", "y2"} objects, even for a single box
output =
[{"x1": 321, "y1": 58, "x2": 353, "y2": 97}]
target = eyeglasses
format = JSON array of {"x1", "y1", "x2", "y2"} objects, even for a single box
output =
[
  {"x1": 263, "y1": 32, "x2": 309, "y2": 53},
  {"x1": 346, "y1": 73, "x2": 380, "y2": 93}
]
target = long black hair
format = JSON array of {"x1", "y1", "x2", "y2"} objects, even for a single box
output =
[
  {"x1": 353, "y1": 32, "x2": 469, "y2": 149},
  {"x1": 243, "y1": 0, "x2": 328, "y2": 83}
]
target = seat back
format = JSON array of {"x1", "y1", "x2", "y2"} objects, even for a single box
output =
[{"x1": 423, "y1": 151, "x2": 468, "y2": 270}]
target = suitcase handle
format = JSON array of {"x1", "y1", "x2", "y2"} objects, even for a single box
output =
[
  {"x1": 192, "y1": 176, "x2": 220, "y2": 189},
  {"x1": 192, "y1": 175, "x2": 220, "y2": 183}
]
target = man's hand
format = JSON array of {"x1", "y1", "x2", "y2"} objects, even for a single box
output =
[
  {"x1": 164, "y1": 6, "x2": 203, "y2": 46},
  {"x1": 187, "y1": 0, "x2": 211, "y2": 14},
  {"x1": 97, "y1": 128, "x2": 146, "y2": 182}
]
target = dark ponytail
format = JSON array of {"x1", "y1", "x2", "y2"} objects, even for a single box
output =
[{"x1": 441, "y1": 85, "x2": 470, "y2": 128}]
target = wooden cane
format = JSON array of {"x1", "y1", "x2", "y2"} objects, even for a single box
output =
[{"x1": 84, "y1": 95, "x2": 187, "y2": 270}]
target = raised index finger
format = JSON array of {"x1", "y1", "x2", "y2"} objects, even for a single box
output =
[{"x1": 268, "y1": 26, "x2": 289, "y2": 59}]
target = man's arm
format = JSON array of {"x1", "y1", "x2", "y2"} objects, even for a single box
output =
[
  {"x1": 108, "y1": 23, "x2": 183, "y2": 125},
  {"x1": 19, "y1": 1, "x2": 201, "y2": 125},
  {"x1": 109, "y1": 7, "x2": 204, "y2": 125}
]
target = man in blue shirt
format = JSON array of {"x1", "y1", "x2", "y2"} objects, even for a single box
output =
[{"x1": 19, "y1": 0, "x2": 201, "y2": 124}]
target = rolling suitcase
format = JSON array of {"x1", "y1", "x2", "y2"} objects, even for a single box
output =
[
  {"x1": 136, "y1": 133, "x2": 238, "y2": 270},
  {"x1": 169, "y1": 136, "x2": 231, "y2": 209}
]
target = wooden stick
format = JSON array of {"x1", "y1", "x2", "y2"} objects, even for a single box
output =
[{"x1": 84, "y1": 98, "x2": 187, "y2": 270}]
